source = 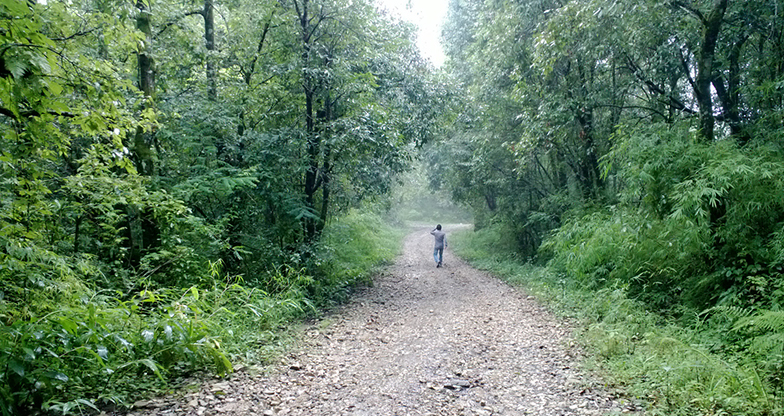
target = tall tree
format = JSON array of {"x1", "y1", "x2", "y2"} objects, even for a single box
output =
[
  {"x1": 134, "y1": 0, "x2": 156, "y2": 176},
  {"x1": 204, "y1": 0, "x2": 217, "y2": 101},
  {"x1": 673, "y1": 0, "x2": 729, "y2": 142}
]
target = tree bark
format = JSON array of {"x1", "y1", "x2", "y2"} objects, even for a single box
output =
[
  {"x1": 204, "y1": 0, "x2": 216, "y2": 101},
  {"x1": 135, "y1": 0, "x2": 155, "y2": 176},
  {"x1": 678, "y1": 0, "x2": 728, "y2": 142},
  {"x1": 484, "y1": 193, "x2": 497, "y2": 211},
  {"x1": 238, "y1": 10, "x2": 275, "y2": 137},
  {"x1": 296, "y1": 0, "x2": 320, "y2": 242},
  {"x1": 316, "y1": 82, "x2": 333, "y2": 237},
  {"x1": 576, "y1": 107, "x2": 602, "y2": 199},
  {"x1": 132, "y1": 0, "x2": 160, "y2": 266},
  {"x1": 712, "y1": 34, "x2": 747, "y2": 141},
  {"x1": 575, "y1": 58, "x2": 602, "y2": 199}
]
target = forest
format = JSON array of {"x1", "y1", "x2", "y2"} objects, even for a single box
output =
[
  {"x1": 1, "y1": 0, "x2": 783, "y2": 415},
  {"x1": 436, "y1": 0, "x2": 784, "y2": 414}
]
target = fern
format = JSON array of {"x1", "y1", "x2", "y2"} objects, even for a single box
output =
[
  {"x1": 733, "y1": 310, "x2": 784, "y2": 333},
  {"x1": 750, "y1": 332, "x2": 784, "y2": 358},
  {"x1": 712, "y1": 305, "x2": 754, "y2": 321},
  {"x1": 731, "y1": 309, "x2": 784, "y2": 390}
]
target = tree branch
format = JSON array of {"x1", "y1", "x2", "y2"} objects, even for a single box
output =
[
  {"x1": 155, "y1": 10, "x2": 204, "y2": 39},
  {"x1": 678, "y1": 47, "x2": 697, "y2": 93},
  {"x1": 671, "y1": 0, "x2": 706, "y2": 24},
  {"x1": 245, "y1": 9, "x2": 277, "y2": 85},
  {"x1": 50, "y1": 26, "x2": 100, "y2": 42},
  {"x1": 0, "y1": 105, "x2": 76, "y2": 121}
]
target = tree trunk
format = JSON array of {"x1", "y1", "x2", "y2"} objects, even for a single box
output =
[
  {"x1": 691, "y1": 0, "x2": 729, "y2": 142},
  {"x1": 297, "y1": 0, "x2": 320, "y2": 242},
  {"x1": 575, "y1": 59, "x2": 602, "y2": 199},
  {"x1": 135, "y1": 0, "x2": 155, "y2": 176},
  {"x1": 316, "y1": 85, "x2": 333, "y2": 237},
  {"x1": 318, "y1": 142, "x2": 331, "y2": 236},
  {"x1": 238, "y1": 10, "x2": 274, "y2": 137},
  {"x1": 204, "y1": 0, "x2": 216, "y2": 101},
  {"x1": 576, "y1": 107, "x2": 602, "y2": 199},
  {"x1": 713, "y1": 34, "x2": 748, "y2": 142},
  {"x1": 73, "y1": 214, "x2": 82, "y2": 254},
  {"x1": 484, "y1": 193, "x2": 497, "y2": 211},
  {"x1": 132, "y1": 0, "x2": 160, "y2": 266}
]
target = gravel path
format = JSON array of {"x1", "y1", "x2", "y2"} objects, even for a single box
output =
[{"x1": 127, "y1": 226, "x2": 637, "y2": 416}]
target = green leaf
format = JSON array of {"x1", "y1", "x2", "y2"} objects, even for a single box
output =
[
  {"x1": 22, "y1": 347, "x2": 36, "y2": 361},
  {"x1": 58, "y1": 318, "x2": 78, "y2": 335},
  {"x1": 75, "y1": 399, "x2": 98, "y2": 411},
  {"x1": 114, "y1": 334, "x2": 133, "y2": 350},
  {"x1": 7, "y1": 59, "x2": 28, "y2": 80},
  {"x1": 44, "y1": 371, "x2": 69, "y2": 383},
  {"x1": 137, "y1": 358, "x2": 164, "y2": 381},
  {"x1": 8, "y1": 359, "x2": 24, "y2": 377},
  {"x1": 96, "y1": 345, "x2": 108, "y2": 361}
]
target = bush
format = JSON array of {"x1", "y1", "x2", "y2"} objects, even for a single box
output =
[
  {"x1": 540, "y1": 207, "x2": 706, "y2": 313},
  {"x1": 451, "y1": 226, "x2": 783, "y2": 416},
  {"x1": 0, "y1": 206, "x2": 404, "y2": 415},
  {"x1": 315, "y1": 208, "x2": 405, "y2": 304}
]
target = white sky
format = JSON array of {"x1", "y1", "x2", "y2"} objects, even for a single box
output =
[{"x1": 376, "y1": 0, "x2": 449, "y2": 67}]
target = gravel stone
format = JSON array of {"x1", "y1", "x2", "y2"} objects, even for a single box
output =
[{"x1": 121, "y1": 226, "x2": 640, "y2": 415}]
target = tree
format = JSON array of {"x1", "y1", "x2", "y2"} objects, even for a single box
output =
[
  {"x1": 1, "y1": 0, "x2": 447, "y2": 411},
  {"x1": 277, "y1": 0, "x2": 435, "y2": 241},
  {"x1": 673, "y1": 0, "x2": 729, "y2": 142}
]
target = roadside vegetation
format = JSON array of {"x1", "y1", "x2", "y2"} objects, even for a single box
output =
[
  {"x1": 0, "y1": 0, "x2": 431, "y2": 413},
  {"x1": 0, "y1": 206, "x2": 404, "y2": 415},
  {"x1": 4, "y1": 0, "x2": 784, "y2": 414},
  {"x1": 434, "y1": 1, "x2": 784, "y2": 415},
  {"x1": 452, "y1": 223, "x2": 782, "y2": 416}
]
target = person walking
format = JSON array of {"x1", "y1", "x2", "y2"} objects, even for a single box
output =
[{"x1": 430, "y1": 224, "x2": 447, "y2": 268}]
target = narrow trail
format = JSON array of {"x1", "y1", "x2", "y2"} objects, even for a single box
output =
[{"x1": 129, "y1": 226, "x2": 635, "y2": 416}]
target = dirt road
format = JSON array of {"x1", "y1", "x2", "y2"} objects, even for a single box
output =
[{"x1": 128, "y1": 226, "x2": 633, "y2": 416}]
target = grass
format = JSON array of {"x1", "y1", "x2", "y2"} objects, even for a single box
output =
[
  {"x1": 450, "y1": 224, "x2": 782, "y2": 416},
  {"x1": 317, "y1": 208, "x2": 407, "y2": 303},
  {"x1": 0, "y1": 209, "x2": 407, "y2": 415},
  {"x1": 218, "y1": 208, "x2": 406, "y2": 368},
  {"x1": 323, "y1": 208, "x2": 406, "y2": 279}
]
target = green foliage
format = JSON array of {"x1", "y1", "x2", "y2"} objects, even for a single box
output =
[
  {"x1": 444, "y1": 223, "x2": 520, "y2": 265},
  {"x1": 540, "y1": 206, "x2": 707, "y2": 312},
  {"x1": 0, "y1": 190, "x2": 401, "y2": 415},
  {"x1": 1, "y1": 0, "x2": 424, "y2": 413},
  {"x1": 597, "y1": 122, "x2": 784, "y2": 309},
  {"x1": 438, "y1": 0, "x2": 784, "y2": 313},
  {"x1": 0, "y1": 267, "x2": 322, "y2": 414},
  {"x1": 438, "y1": 0, "x2": 784, "y2": 413},
  {"x1": 529, "y1": 121, "x2": 784, "y2": 412},
  {"x1": 728, "y1": 308, "x2": 784, "y2": 394},
  {"x1": 451, "y1": 226, "x2": 783, "y2": 416},
  {"x1": 317, "y1": 209, "x2": 404, "y2": 303},
  {"x1": 0, "y1": 285, "x2": 226, "y2": 414}
]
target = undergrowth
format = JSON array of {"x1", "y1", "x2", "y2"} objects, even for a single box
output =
[
  {"x1": 317, "y1": 208, "x2": 406, "y2": 304},
  {"x1": 450, "y1": 223, "x2": 783, "y2": 416},
  {"x1": 0, "y1": 210, "x2": 403, "y2": 415}
]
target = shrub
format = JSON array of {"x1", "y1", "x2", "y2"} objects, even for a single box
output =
[
  {"x1": 540, "y1": 207, "x2": 705, "y2": 313},
  {"x1": 315, "y1": 208, "x2": 404, "y2": 304},
  {"x1": 451, "y1": 226, "x2": 783, "y2": 416}
]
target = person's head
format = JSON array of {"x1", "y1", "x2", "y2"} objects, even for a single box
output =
[{"x1": 436, "y1": 224, "x2": 442, "y2": 230}]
